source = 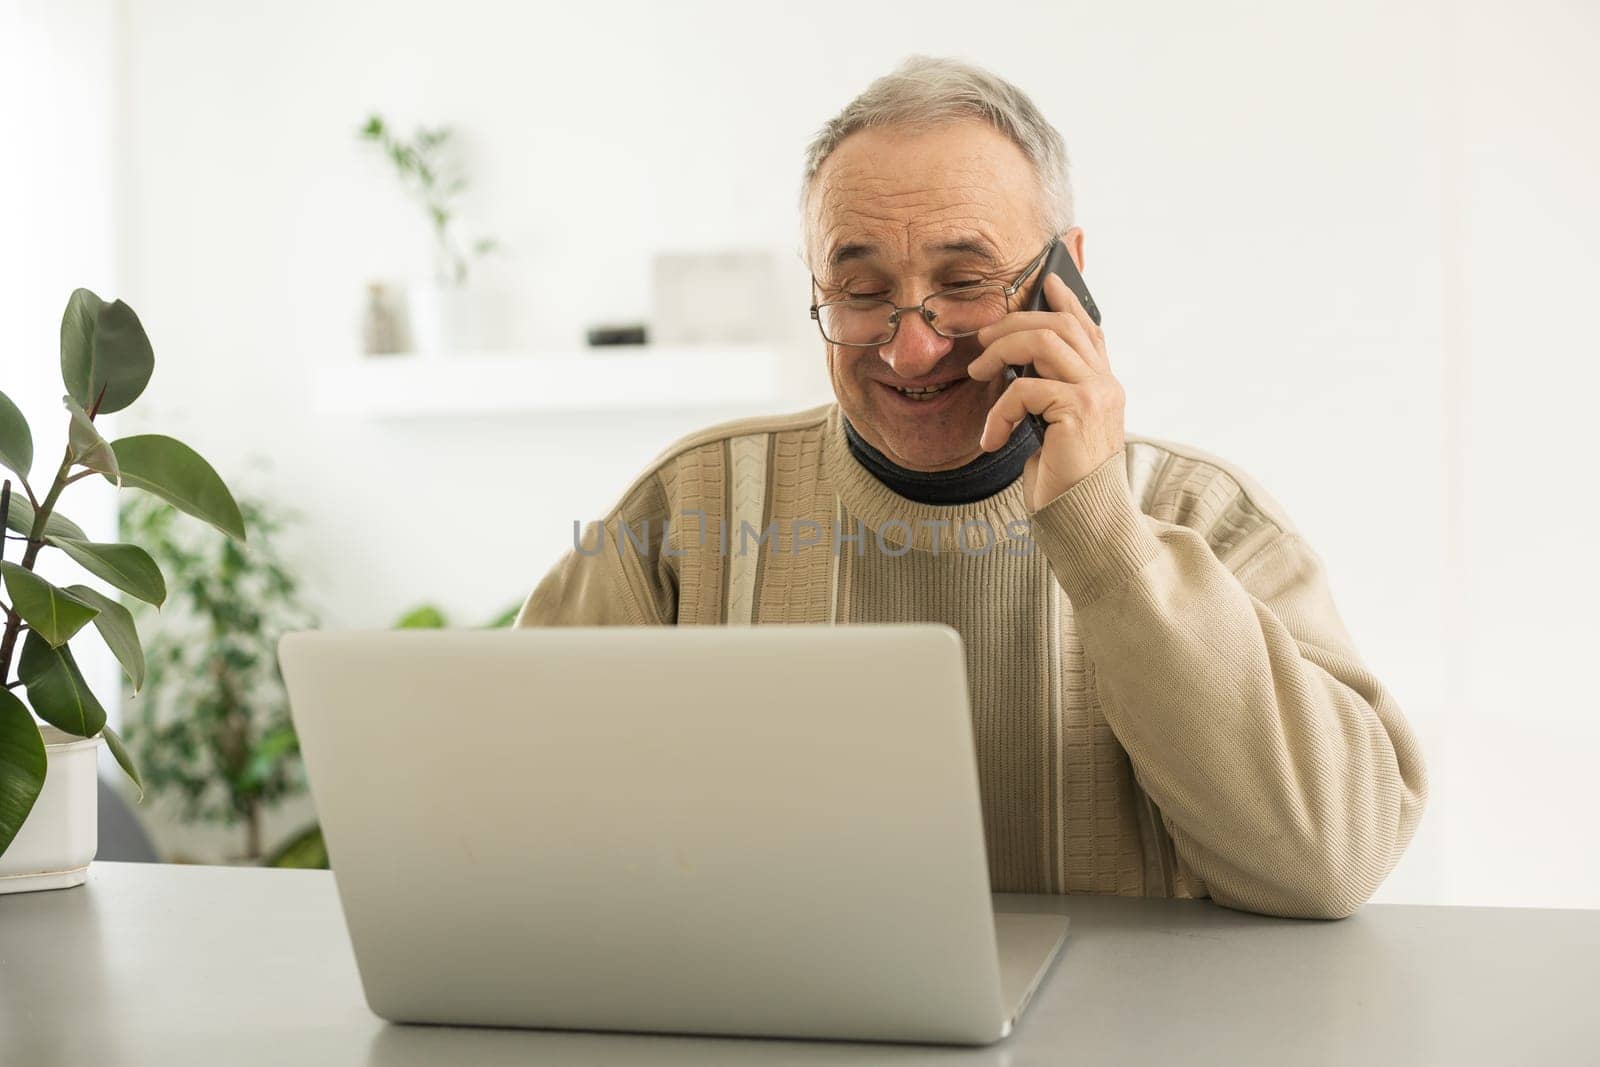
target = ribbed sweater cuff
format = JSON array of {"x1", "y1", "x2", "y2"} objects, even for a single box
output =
[{"x1": 1029, "y1": 449, "x2": 1163, "y2": 606}]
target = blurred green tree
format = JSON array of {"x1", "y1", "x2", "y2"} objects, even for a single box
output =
[{"x1": 119, "y1": 483, "x2": 318, "y2": 863}]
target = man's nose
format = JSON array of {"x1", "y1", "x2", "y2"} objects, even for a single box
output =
[{"x1": 879, "y1": 311, "x2": 953, "y2": 380}]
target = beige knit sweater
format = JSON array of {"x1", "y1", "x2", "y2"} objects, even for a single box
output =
[{"x1": 514, "y1": 402, "x2": 1427, "y2": 919}]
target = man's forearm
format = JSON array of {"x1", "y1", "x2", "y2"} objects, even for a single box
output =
[{"x1": 1031, "y1": 452, "x2": 1429, "y2": 919}]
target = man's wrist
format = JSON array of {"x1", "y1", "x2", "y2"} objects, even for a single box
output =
[{"x1": 1027, "y1": 450, "x2": 1161, "y2": 605}]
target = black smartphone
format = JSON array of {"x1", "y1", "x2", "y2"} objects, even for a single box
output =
[{"x1": 1009, "y1": 237, "x2": 1100, "y2": 445}]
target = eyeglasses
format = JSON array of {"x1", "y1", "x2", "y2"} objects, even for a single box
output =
[{"x1": 809, "y1": 237, "x2": 1057, "y2": 347}]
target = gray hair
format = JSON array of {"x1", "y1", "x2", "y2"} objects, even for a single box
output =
[{"x1": 799, "y1": 55, "x2": 1074, "y2": 261}]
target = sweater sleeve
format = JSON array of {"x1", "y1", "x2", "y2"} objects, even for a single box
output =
[
  {"x1": 1028, "y1": 449, "x2": 1428, "y2": 919},
  {"x1": 513, "y1": 472, "x2": 678, "y2": 628}
]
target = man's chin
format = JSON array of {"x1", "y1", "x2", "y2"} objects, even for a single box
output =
[
  {"x1": 864, "y1": 421, "x2": 988, "y2": 472},
  {"x1": 844, "y1": 382, "x2": 994, "y2": 470}
]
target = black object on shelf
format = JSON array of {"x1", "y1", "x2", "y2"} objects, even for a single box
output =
[{"x1": 586, "y1": 323, "x2": 649, "y2": 346}]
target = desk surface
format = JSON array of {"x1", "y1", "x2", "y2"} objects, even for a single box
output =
[{"x1": 2, "y1": 862, "x2": 1597, "y2": 1065}]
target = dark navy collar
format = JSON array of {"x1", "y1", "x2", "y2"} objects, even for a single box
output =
[{"x1": 840, "y1": 414, "x2": 1039, "y2": 506}]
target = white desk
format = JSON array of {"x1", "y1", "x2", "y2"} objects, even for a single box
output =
[{"x1": 3, "y1": 862, "x2": 1596, "y2": 1065}]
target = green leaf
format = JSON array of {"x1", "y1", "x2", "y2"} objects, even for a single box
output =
[
  {"x1": 104, "y1": 435, "x2": 245, "y2": 541},
  {"x1": 483, "y1": 601, "x2": 522, "y2": 629},
  {"x1": 61, "y1": 290, "x2": 155, "y2": 415},
  {"x1": 0, "y1": 562, "x2": 99, "y2": 646},
  {"x1": 63, "y1": 395, "x2": 121, "y2": 481},
  {"x1": 395, "y1": 604, "x2": 447, "y2": 629},
  {"x1": 264, "y1": 822, "x2": 327, "y2": 869},
  {"x1": 43, "y1": 536, "x2": 166, "y2": 607},
  {"x1": 2, "y1": 494, "x2": 88, "y2": 541},
  {"x1": 0, "y1": 688, "x2": 47, "y2": 856},
  {"x1": 241, "y1": 725, "x2": 299, "y2": 791},
  {"x1": 101, "y1": 723, "x2": 143, "y2": 801},
  {"x1": 64, "y1": 583, "x2": 146, "y2": 694},
  {"x1": 60, "y1": 288, "x2": 105, "y2": 404},
  {"x1": 0, "y1": 388, "x2": 33, "y2": 484},
  {"x1": 18, "y1": 630, "x2": 107, "y2": 738}
]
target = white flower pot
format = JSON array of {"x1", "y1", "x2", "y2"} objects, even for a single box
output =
[
  {"x1": 0, "y1": 726, "x2": 101, "y2": 894},
  {"x1": 406, "y1": 278, "x2": 507, "y2": 354}
]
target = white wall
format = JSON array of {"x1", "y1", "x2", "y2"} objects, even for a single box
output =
[
  {"x1": 102, "y1": 0, "x2": 1598, "y2": 904},
  {"x1": 0, "y1": 0, "x2": 124, "y2": 739},
  {"x1": 1443, "y1": 1, "x2": 1600, "y2": 908}
]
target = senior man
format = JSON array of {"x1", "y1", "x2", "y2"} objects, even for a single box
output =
[{"x1": 514, "y1": 55, "x2": 1427, "y2": 920}]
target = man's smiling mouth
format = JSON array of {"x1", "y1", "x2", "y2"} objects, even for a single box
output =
[
  {"x1": 879, "y1": 378, "x2": 967, "y2": 402},
  {"x1": 894, "y1": 382, "x2": 952, "y2": 400}
]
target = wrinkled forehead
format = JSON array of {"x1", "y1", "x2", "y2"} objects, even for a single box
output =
[{"x1": 805, "y1": 121, "x2": 1043, "y2": 277}]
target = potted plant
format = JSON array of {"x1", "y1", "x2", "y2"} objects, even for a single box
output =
[
  {"x1": 118, "y1": 483, "x2": 318, "y2": 865},
  {"x1": 358, "y1": 113, "x2": 502, "y2": 354},
  {"x1": 0, "y1": 288, "x2": 245, "y2": 893}
]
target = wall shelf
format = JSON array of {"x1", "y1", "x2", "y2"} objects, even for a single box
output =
[{"x1": 315, "y1": 347, "x2": 780, "y2": 417}]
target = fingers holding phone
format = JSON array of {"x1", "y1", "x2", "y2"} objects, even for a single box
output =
[{"x1": 967, "y1": 269, "x2": 1126, "y2": 511}]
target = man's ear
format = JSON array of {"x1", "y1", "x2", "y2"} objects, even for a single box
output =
[{"x1": 1061, "y1": 227, "x2": 1086, "y2": 273}]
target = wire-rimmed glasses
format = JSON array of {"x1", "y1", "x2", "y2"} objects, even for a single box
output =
[{"x1": 809, "y1": 237, "x2": 1057, "y2": 347}]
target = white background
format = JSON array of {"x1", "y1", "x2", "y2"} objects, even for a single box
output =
[{"x1": 3, "y1": 0, "x2": 1596, "y2": 906}]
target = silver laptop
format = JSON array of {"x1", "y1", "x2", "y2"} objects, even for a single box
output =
[{"x1": 277, "y1": 623, "x2": 1069, "y2": 1046}]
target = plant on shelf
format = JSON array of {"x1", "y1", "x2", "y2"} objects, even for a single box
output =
[
  {"x1": 358, "y1": 113, "x2": 499, "y2": 287},
  {"x1": 0, "y1": 288, "x2": 247, "y2": 862},
  {"x1": 118, "y1": 480, "x2": 319, "y2": 864}
]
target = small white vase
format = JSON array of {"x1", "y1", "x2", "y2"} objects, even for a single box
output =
[
  {"x1": 0, "y1": 726, "x2": 101, "y2": 894},
  {"x1": 407, "y1": 277, "x2": 444, "y2": 355},
  {"x1": 406, "y1": 277, "x2": 506, "y2": 355}
]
